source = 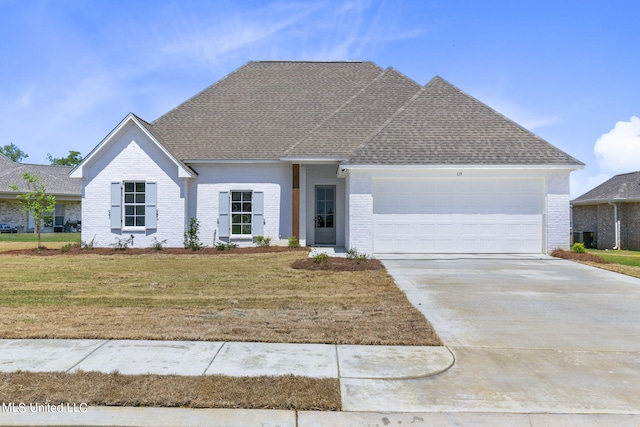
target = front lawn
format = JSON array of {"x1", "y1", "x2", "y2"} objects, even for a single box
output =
[
  {"x1": 552, "y1": 248, "x2": 640, "y2": 279},
  {"x1": 0, "y1": 250, "x2": 440, "y2": 346},
  {"x1": 0, "y1": 233, "x2": 81, "y2": 252},
  {"x1": 587, "y1": 249, "x2": 640, "y2": 267}
]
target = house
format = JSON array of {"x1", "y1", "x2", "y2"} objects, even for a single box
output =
[
  {"x1": 70, "y1": 61, "x2": 583, "y2": 254},
  {"x1": 571, "y1": 171, "x2": 640, "y2": 250},
  {"x1": 0, "y1": 153, "x2": 81, "y2": 232}
]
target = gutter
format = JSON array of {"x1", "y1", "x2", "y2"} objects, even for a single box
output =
[{"x1": 608, "y1": 201, "x2": 620, "y2": 250}]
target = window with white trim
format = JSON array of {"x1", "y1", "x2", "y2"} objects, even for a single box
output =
[
  {"x1": 231, "y1": 191, "x2": 252, "y2": 235},
  {"x1": 124, "y1": 182, "x2": 146, "y2": 227},
  {"x1": 110, "y1": 181, "x2": 157, "y2": 230}
]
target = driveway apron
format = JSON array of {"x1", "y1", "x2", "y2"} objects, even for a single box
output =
[{"x1": 341, "y1": 257, "x2": 640, "y2": 413}]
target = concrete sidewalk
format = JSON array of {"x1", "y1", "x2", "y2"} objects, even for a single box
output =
[
  {"x1": 2, "y1": 406, "x2": 639, "y2": 427},
  {"x1": 0, "y1": 339, "x2": 453, "y2": 379}
]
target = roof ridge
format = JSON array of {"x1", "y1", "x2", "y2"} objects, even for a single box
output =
[
  {"x1": 283, "y1": 67, "x2": 391, "y2": 156},
  {"x1": 256, "y1": 60, "x2": 370, "y2": 63},
  {"x1": 345, "y1": 81, "x2": 428, "y2": 161}
]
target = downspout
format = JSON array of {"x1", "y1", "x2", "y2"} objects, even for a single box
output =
[{"x1": 608, "y1": 201, "x2": 620, "y2": 250}]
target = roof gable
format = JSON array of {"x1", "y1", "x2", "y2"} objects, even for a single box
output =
[
  {"x1": 71, "y1": 113, "x2": 194, "y2": 179},
  {"x1": 345, "y1": 76, "x2": 584, "y2": 166},
  {"x1": 151, "y1": 61, "x2": 384, "y2": 161},
  {"x1": 572, "y1": 171, "x2": 640, "y2": 204}
]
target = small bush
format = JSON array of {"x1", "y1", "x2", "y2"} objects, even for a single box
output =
[
  {"x1": 61, "y1": 243, "x2": 72, "y2": 253},
  {"x1": 255, "y1": 235, "x2": 271, "y2": 247},
  {"x1": 110, "y1": 235, "x2": 134, "y2": 250},
  {"x1": 216, "y1": 241, "x2": 239, "y2": 251},
  {"x1": 81, "y1": 236, "x2": 96, "y2": 250},
  {"x1": 183, "y1": 218, "x2": 203, "y2": 251},
  {"x1": 571, "y1": 243, "x2": 587, "y2": 254},
  {"x1": 313, "y1": 252, "x2": 329, "y2": 264},
  {"x1": 288, "y1": 236, "x2": 300, "y2": 248},
  {"x1": 346, "y1": 248, "x2": 369, "y2": 264},
  {"x1": 150, "y1": 238, "x2": 167, "y2": 251}
]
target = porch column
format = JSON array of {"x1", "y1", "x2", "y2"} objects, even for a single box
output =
[{"x1": 292, "y1": 164, "x2": 300, "y2": 239}]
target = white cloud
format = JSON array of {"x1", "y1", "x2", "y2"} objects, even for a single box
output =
[{"x1": 594, "y1": 116, "x2": 640, "y2": 174}]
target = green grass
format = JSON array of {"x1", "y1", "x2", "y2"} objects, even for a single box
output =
[
  {"x1": 0, "y1": 232, "x2": 81, "y2": 243},
  {"x1": 586, "y1": 249, "x2": 640, "y2": 267}
]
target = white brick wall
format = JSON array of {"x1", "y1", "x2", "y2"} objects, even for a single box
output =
[
  {"x1": 81, "y1": 123, "x2": 187, "y2": 248},
  {"x1": 189, "y1": 162, "x2": 292, "y2": 247},
  {"x1": 546, "y1": 170, "x2": 572, "y2": 252},
  {"x1": 346, "y1": 170, "x2": 374, "y2": 254}
]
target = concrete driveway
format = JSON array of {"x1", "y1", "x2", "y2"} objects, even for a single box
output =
[{"x1": 341, "y1": 257, "x2": 640, "y2": 414}]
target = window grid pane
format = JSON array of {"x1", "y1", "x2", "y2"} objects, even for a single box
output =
[
  {"x1": 231, "y1": 191, "x2": 252, "y2": 234},
  {"x1": 123, "y1": 181, "x2": 146, "y2": 227}
]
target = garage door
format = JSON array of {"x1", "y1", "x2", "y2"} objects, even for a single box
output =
[{"x1": 373, "y1": 178, "x2": 544, "y2": 254}]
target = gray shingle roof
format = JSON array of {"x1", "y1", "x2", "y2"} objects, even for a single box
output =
[
  {"x1": 345, "y1": 76, "x2": 584, "y2": 166},
  {"x1": 142, "y1": 62, "x2": 582, "y2": 167},
  {"x1": 572, "y1": 171, "x2": 640, "y2": 204},
  {"x1": 151, "y1": 61, "x2": 384, "y2": 160},
  {"x1": 0, "y1": 154, "x2": 81, "y2": 197},
  {"x1": 284, "y1": 67, "x2": 421, "y2": 158}
]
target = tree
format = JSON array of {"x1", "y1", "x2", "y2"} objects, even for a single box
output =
[
  {"x1": 47, "y1": 150, "x2": 82, "y2": 166},
  {"x1": 0, "y1": 143, "x2": 28, "y2": 162},
  {"x1": 9, "y1": 173, "x2": 56, "y2": 249}
]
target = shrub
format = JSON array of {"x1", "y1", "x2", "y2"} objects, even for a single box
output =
[
  {"x1": 287, "y1": 236, "x2": 300, "y2": 248},
  {"x1": 571, "y1": 242, "x2": 587, "y2": 254},
  {"x1": 215, "y1": 241, "x2": 239, "y2": 251},
  {"x1": 346, "y1": 248, "x2": 369, "y2": 264},
  {"x1": 81, "y1": 236, "x2": 96, "y2": 250},
  {"x1": 313, "y1": 252, "x2": 329, "y2": 264},
  {"x1": 110, "y1": 235, "x2": 134, "y2": 250},
  {"x1": 61, "y1": 243, "x2": 72, "y2": 253},
  {"x1": 255, "y1": 235, "x2": 271, "y2": 247},
  {"x1": 150, "y1": 238, "x2": 167, "y2": 251},
  {"x1": 183, "y1": 218, "x2": 203, "y2": 250}
]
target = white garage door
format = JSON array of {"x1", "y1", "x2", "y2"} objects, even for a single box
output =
[{"x1": 373, "y1": 178, "x2": 544, "y2": 254}]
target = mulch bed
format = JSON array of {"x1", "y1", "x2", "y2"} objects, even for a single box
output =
[
  {"x1": 2, "y1": 245, "x2": 310, "y2": 256},
  {"x1": 550, "y1": 249, "x2": 611, "y2": 264},
  {"x1": 291, "y1": 257, "x2": 384, "y2": 271}
]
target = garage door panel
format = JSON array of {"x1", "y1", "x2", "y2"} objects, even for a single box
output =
[{"x1": 373, "y1": 179, "x2": 543, "y2": 254}]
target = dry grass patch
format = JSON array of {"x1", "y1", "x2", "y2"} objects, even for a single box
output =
[
  {"x1": 0, "y1": 371, "x2": 340, "y2": 410},
  {"x1": 0, "y1": 251, "x2": 441, "y2": 345}
]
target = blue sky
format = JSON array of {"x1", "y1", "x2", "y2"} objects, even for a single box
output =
[{"x1": 1, "y1": 0, "x2": 638, "y2": 198}]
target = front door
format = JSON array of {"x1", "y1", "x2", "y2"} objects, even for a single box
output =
[{"x1": 315, "y1": 185, "x2": 336, "y2": 245}]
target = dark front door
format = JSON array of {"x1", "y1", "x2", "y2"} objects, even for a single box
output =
[{"x1": 314, "y1": 185, "x2": 336, "y2": 245}]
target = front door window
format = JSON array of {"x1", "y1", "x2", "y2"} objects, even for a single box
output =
[{"x1": 315, "y1": 185, "x2": 336, "y2": 245}]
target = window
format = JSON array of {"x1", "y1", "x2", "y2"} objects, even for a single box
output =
[
  {"x1": 231, "y1": 191, "x2": 252, "y2": 235},
  {"x1": 110, "y1": 182, "x2": 156, "y2": 230},
  {"x1": 124, "y1": 182, "x2": 146, "y2": 227}
]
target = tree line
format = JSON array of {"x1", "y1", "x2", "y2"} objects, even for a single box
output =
[{"x1": 0, "y1": 143, "x2": 82, "y2": 166}]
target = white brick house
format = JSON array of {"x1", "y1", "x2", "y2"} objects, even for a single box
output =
[{"x1": 71, "y1": 61, "x2": 583, "y2": 254}]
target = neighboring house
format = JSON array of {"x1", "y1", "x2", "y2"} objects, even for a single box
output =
[
  {"x1": 572, "y1": 171, "x2": 640, "y2": 250},
  {"x1": 71, "y1": 61, "x2": 583, "y2": 254},
  {"x1": 0, "y1": 153, "x2": 81, "y2": 232}
]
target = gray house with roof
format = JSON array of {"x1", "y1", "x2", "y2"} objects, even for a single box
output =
[
  {"x1": 1, "y1": 154, "x2": 81, "y2": 232},
  {"x1": 572, "y1": 171, "x2": 640, "y2": 250},
  {"x1": 71, "y1": 61, "x2": 583, "y2": 254}
]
